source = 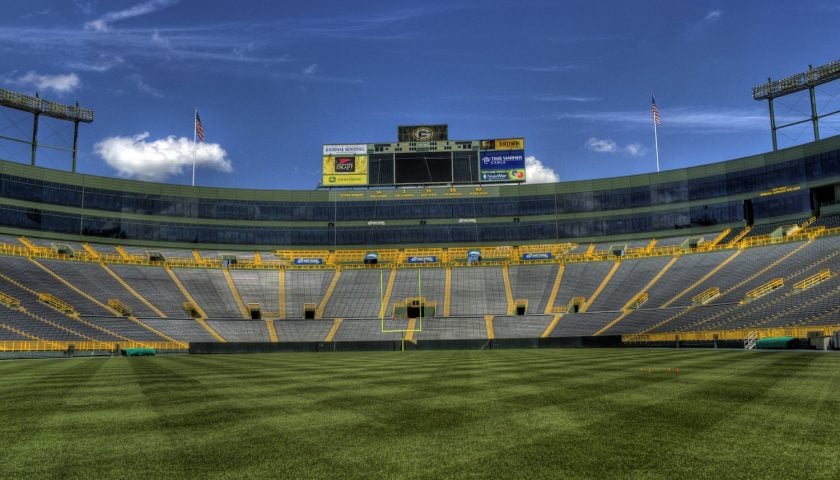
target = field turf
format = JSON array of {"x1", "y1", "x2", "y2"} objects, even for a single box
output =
[{"x1": 2, "y1": 349, "x2": 839, "y2": 479}]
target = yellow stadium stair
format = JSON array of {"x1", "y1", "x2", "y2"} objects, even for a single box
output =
[
  {"x1": 222, "y1": 269, "x2": 250, "y2": 319},
  {"x1": 324, "y1": 318, "x2": 343, "y2": 342},
  {"x1": 265, "y1": 319, "x2": 279, "y2": 342},
  {"x1": 17, "y1": 236, "x2": 43, "y2": 254},
  {"x1": 315, "y1": 270, "x2": 341, "y2": 319},
  {"x1": 727, "y1": 226, "x2": 751, "y2": 246},
  {"x1": 403, "y1": 319, "x2": 418, "y2": 344},
  {"x1": 544, "y1": 265, "x2": 565, "y2": 314},
  {"x1": 502, "y1": 265, "x2": 515, "y2": 315},
  {"x1": 443, "y1": 267, "x2": 452, "y2": 316},
  {"x1": 707, "y1": 229, "x2": 731, "y2": 248},
  {"x1": 540, "y1": 313, "x2": 563, "y2": 338},
  {"x1": 580, "y1": 261, "x2": 620, "y2": 313},
  {"x1": 593, "y1": 256, "x2": 678, "y2": 336},
  {"x1": 278, "y1": 269, "x2": 286, "y2": 319},
  {"x1": 81, "y1": 243, "x2": 101, "y2": 260},
  {"x1": 195, "y1": 318, "x2": 226, "y2": 342},
  {"x1": 794, "y1": 269, "x2": 831, "y2": 291},
  {"x1": 115, "y1": 245, "x2": 132, "y2": 261},
  {"x1": 378, "y1": 268, "x2": 397, "y2": 319},
  {"x1": 100, "y1": 263, "x2": 167, "y2": 318},
  {"x1": 484, "y1": 315, "x2": 495, "y2": 340},
  {"x1": 165, "y1": 267, "x2": 208, "y2": 318}
]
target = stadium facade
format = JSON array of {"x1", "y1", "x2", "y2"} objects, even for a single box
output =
[{"x1": 0, "y1": 135, "x2": 838, "y2": 249}]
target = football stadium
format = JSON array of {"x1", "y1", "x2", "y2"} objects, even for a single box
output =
[
  {"x1": 3, "y1": 86, "x2": 840, "y2": 478},
  {"x1": 3, "y1": 6, "x2": 840, "y2": 477}
]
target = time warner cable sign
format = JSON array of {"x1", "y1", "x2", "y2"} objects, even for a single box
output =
[{"x1": 479, "y1": 150, "x2": 526, "y2": 182}]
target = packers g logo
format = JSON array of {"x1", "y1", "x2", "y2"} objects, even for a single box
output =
[{"x1": 412, "y1": 127, "x2": 434, "y2": 141}]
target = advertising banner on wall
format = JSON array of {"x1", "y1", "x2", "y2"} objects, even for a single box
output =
[
  {"x1": 406, "y1": 255, "x2": 438, "y2": 264},
  {"x1": 322, "y1": 155, "x2": 368, "y2": 186},
  {"x1": 480, "y1": 138, "x2": 525, "y2": 151},
  {"x1": 323, "y1": 174, "x2": 368, "y2": 186},
  {"x1": 294, "y1": 258, "x2": 324, "y2": 265},
  {"x1": 479, "y1": 150, "x2": 526, "y2": 182},
  {"x1": 521, "y1": 252, "x2": 552, "y2": 260},
  {"x1": 323, "y1": 144, "x2": 368, "y2": 155}
]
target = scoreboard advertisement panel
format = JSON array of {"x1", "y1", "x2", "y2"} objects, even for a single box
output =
[
  {"x1": 321, "y1": 132, "x2": 526, "y2": 187},
  {"x1": 479, "y1": 150, "x2": 526, "y2": 182},
  {"x1": 322, "y1": 153, "x2": 368, "y2": 186}
]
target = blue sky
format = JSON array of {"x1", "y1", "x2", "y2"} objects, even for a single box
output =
[{"x1": 1, "y1": 0, "x2": 839, "y2": 189}]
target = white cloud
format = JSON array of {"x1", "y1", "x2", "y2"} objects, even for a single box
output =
[
  {"x1": 624, "y1": 143, "x2": 646, "y2": 157},
  {"x1": 535, "y1": 94, "x2": 600, "y2": 103},
  {"x1": 704, "y1": 10, "x2": 723, "y2": 21},
  {"x1": 303, "y1": 63, "x2": 319, "y2": 75},
  {"x1": 586, "y1": 137, "x2": 645, "y2": 156},
  {"x1": 128, "y1": 74, "x2": 163, "y2": 97},
  {"x1": 94, "y1": 132, "x2": 232, "y2": 182},
  {"x1": 69, "y1": 55, "x2": 125, "y2": 72},
  {"x1": 3, "y1": 71, "x2": 81, "y2": 94},
  {"x1": 84, "y1": 0, "x2": 179, "y2": 31},
  {"x1": 151, "y1": 29, "x2": 171, "y2": 48},
  {"x1": 586, "y1": 137, "x2": 618, "y2": 153},
  {"x1": 524, "y1": 156, "x2": 559, "y2": 184}
]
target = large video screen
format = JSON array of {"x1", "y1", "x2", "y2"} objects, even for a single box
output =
[{"x1": 368, "y1": 152, "x2": 479, "y2": 186}]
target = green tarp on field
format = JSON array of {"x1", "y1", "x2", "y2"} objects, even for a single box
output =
[
  {"x1": 755, "y1": 336, "x2": 797, "y2": 349},
  {"x1": 122, "y1": 348, "x2": 156, "y2": 356}
]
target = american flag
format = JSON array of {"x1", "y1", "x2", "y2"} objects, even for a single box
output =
[
  {"x1": 195, "y1": 111, "x2": 205, "y2": 142},
  {"x1": 651, "y1": 96, "x2": 662, "y2": 125}
]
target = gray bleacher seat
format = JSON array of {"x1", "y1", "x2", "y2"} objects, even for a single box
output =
[
  {"x1": 449, "y1": 266, "x2": 507, "y2": 316},
  {"x1": 284, "y1": 270, "x2": 335, "y2": 319},
  {"x1": 322, "y1": 270, "x2": 382, "y2": 319},
  {"x1": 173, "y1": 268, "x2": 242, "y2": 318},
  {"x1": 230, "y1": 269, "x2": 280, "y2": 314},
  {"x1": 552, "y1": 261, "x2": 614, "y2": 310},
  {"x1": 206, "y1": 320, "x2": 271, "y2": 342},
  {"x1": 274, "y1": 319, "x2": 335, "y2": 342},
  {"x1": 492, "y1": 315, "x2": 553, "y2": 338},
  {"x1": 508, "y1": 264, "x2": 558, "y2": 315},
  {"x1": 39, "y1": 259, "x2": 160, "y2": 317}
]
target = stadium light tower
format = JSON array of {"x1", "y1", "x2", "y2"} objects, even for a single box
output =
[
  {"x1": 0, "y1": 87, "x2": 95, "y2": 172},
  {"x1": 752, "y1": 59, "x2": 840, "y2": 151}
]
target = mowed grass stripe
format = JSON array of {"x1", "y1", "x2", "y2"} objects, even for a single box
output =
[{"x1": 1, "y1": 350, "x2": 839, "y2": 479}]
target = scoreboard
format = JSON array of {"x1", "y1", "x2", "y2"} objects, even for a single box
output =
[{"x1": 322, "y1": 125, "x2": 525, "y2": 187}]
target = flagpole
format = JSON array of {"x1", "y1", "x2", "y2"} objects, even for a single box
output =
[
  {"x1": 192, "y1": 108, "x2": 197, "y2": 187},
  {"x1": 651, "y1": 93, "x2": 661, "y2": 173},
  {"x1": 653, "y1": 114, "x2": 660, "y2": 173}
]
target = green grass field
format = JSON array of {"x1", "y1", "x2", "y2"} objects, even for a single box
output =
[{"x1": 2, "y1": 349, "x2": 839, "y2": 479}]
